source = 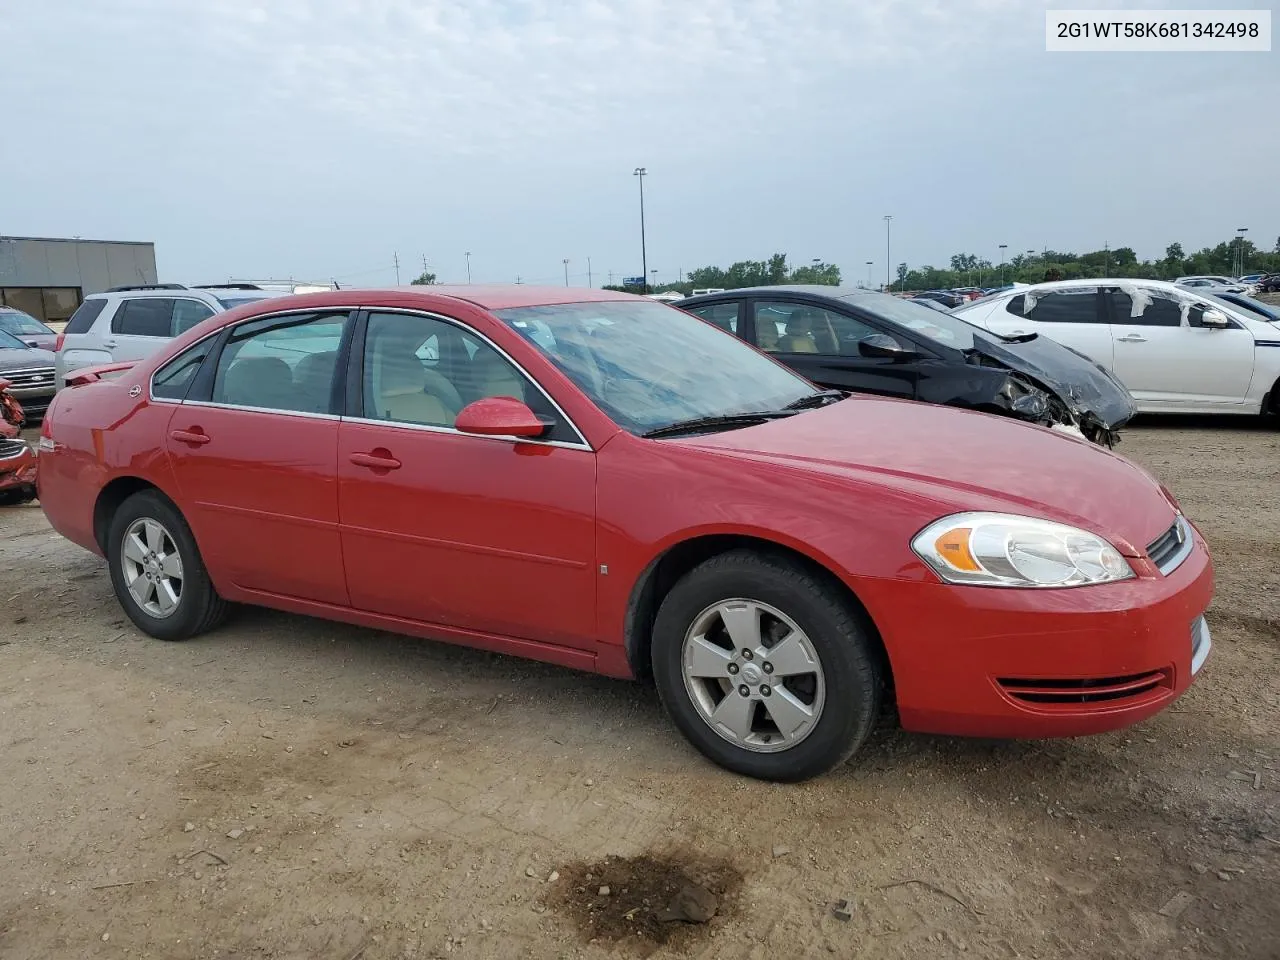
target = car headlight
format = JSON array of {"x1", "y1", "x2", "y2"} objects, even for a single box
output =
[{"x1": 911, "y1": 513, "x2": 1135, "y2": 588}]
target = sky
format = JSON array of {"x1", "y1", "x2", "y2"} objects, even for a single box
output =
[{"x1": 2, "y1": 0, "x2": 1276, "y2": 288}]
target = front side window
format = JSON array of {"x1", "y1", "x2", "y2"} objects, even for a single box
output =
[
  {"x1": 685, "y1": 302, "x2": 741, "y2": 336},
  {"x1": 1108, "y1": 290, "x2": 1182, "y2": 327},
  {"x1": 497, "y1": 300, "x2": 814, "y2": 435},
  {"x1": 1006, "y1": 289, "x2": 1100, "y2": 325},
  {"x1": 212, "y1": 312, "x2": 349, "y2": 414},
  {"x1": 755, "y1": 301, "x2": 879, "y2": 356},
  {"x1": 112, "y1": 298, "x2": 176, "y2": 337},
  {"x1": 360, "y1": 311, "x2": 575, "y2": 441},
  {"x1": 152, "y1": 339, "x2": 217, "y2": 401}
]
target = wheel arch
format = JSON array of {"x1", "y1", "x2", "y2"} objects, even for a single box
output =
[
  {"x1": 623, "y1": 533, "x2": 894, "y2": 695},
  {"x1": 93, "y1": 476, "x2": 173, "y2": 554}
]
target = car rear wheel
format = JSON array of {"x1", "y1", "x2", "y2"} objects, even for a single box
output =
[
  {"x1": 107, "y1": 490, "x2": 228, "y2": 641},
  {"x1": 652, "y1": 550, "x2": 882, "y2": 781}
]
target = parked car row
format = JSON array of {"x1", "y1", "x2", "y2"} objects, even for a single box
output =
[{"x1": 37, "y1": 285, "x2": 1212, "y2": 782}]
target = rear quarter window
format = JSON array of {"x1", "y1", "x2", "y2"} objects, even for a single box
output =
[
  {"x1": 112, "y1": 299, "x2": 176, "y2": 337},
  {"x1": 63, "y1": 298, "x2": 109, "y2": 334}
]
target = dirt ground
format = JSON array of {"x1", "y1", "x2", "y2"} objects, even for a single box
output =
[{"x1": 1, "y1": 417, "x2": 1277, "y2": 960}]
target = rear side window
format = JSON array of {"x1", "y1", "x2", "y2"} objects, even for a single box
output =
[
  {"x1": 152, "y1": 339, "x2": 217, "y2": 401},
  {"x1": 1005, "y1": 289, "x2": 1100, "y2": 324},
  {"x1": 212, "y1": 312, "x2": 349, "y2": 414},
  {"x1": 64, "y1": 298, "x2": 108, "y2": 334},
  {"x1": 112, "y1": 298, "x2": 176, "y2": 337}
]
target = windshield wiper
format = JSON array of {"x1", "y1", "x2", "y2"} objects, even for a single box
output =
[
  {"x1": 641, "y1": 411, "x2": 793, "y2": 439},
  {"x1": 783, "y1": 389, "x2": 846, "y2": 410}
]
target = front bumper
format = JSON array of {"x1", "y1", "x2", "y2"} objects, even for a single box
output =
[{"x1": 861, "y1": 531, "x2": 1214, "y2": 739}]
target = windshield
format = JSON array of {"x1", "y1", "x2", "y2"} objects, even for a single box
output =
[
  {"x1": 1208, "y1": 293, "x2": 1278, "y2": 322},
  {"x1": 216, "y1": 295, "x2": 270, "y2": 309},
  {"x1": 0, "y1": 329, "x2": 30, "y2": 350},
  {"x1": 496, "y1": 300, "x2": 816, "y2": 435},
  {"x1": 841, "y1": 291, "x2": 981, "y2": 349},
  {"x1": 0, "y1": 311, "x2": 50, "y2": 336}
]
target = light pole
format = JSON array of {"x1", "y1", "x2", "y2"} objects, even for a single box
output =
[
  {"x1": 883, "y1": 216, "x2": 893, "y2": 292},
  {"x1": 998, "y1": 244, "x2": 1007, "y2": 286},
  {"x1": 634, "y1": 167, "x2": 648, "y2": 293},
  {"x1": 465, "y1": 251, "x2": 471, "y2": 284},
  {"x1": 1236, "y1": 227, "x2": 1248, "y2": 278},
  {"x1": 865, "y1": 260, "x2": 873, "y2": 289},
  {"x1": 563, "y1": 258, "x2": 570, "y2": 286},
  {"x1": 587, "y1": 256, "x2": 592, "y2": 288}
]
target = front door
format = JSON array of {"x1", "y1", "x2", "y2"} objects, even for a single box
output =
[
  {"x1": 1105, "y1": 288, "x2": 1255, "y2": 406},
  {"x1": 337, "y1": 310, "x2": 598, "y2": 649},
  {"x1": 750, "y1": 299, "x2": 920, "y2": 399},
  {"x1": 164, "y1": 310, "x2": 352, "y2": 603}
]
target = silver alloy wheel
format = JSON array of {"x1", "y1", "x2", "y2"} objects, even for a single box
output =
[
  {"x1": 120, "y1": 517, "x2": 184, "y2": 619},
  {"x1": 681, "y1": 598, "x2": 826, "y2": 753}
]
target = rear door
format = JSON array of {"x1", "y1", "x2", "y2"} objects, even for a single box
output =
[
  {"x1": 164, "y1": 309, "x2": 352, "y2": 603},
  {"x1": 992, "y1": 288, "x2": 1114, "y2": 370},
  {"x1": 1105, "y1": 288, "x2": 1254, "y2": 406}
]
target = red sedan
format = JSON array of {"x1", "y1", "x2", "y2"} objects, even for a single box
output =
[{"x1": 37, "y1": 286, "x2": 1213, "y2": 781}]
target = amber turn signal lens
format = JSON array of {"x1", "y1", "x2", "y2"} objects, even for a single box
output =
[{"x1": 934, "y1": 528, "x2": 981, "y2": 572}]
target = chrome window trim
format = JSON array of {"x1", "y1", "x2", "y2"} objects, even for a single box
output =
[
  {"x1": 359, "y1": 307, "x2": 593, "y2": 450},
  {"x1": 147, "y1": 326, "x2": 226, "y2": 404},
  {"x1": 182, "y1": 399, "x2": 341, "y2": 422},
  {"x1": 341, "y1": 414, "x2": 591, "y2": 452}
]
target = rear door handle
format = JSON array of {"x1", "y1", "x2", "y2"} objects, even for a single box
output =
[
  {"x1": 170, "y1": 428, "x2": 210, "y2": 446},
  {"x1": 349, "y1": 451, "x2": 401, "y2": 471},
  {"x1": 1117, "y1": 334, "x2": 1148, "y2": 343},
  {"x1": 102, "y1": 340, "x2": 118, "y2": 349}
]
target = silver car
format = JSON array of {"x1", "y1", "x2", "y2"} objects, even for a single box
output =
[{"x1": 55, "y1": 284, "x2": 283, "y2": 386}]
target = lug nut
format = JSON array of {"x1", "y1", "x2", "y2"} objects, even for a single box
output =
[
  {"x1": 762, "y1": 662, "x2": 774, "y2": 674},
  {"x1": 738, "y1": 685, "x2": 750, "y2": 697},
  {"x1": 727, "y1": 663, "x2": 739, "y2": 675},
  {"x1": 741, "y1": 649, "x2": 754, "y2": 661},
  {"x1": 760, "y1": 685, "x2": 772, "y2": 697}
]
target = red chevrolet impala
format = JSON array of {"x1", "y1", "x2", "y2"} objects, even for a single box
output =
[{"x1": 37, "y1": 286, "x2": 1213, "y2": 780}]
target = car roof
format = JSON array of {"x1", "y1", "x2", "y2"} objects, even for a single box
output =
[
  {"x1": 223, "y1": 284, "x2": 639, "y2": 316},
  {"x1": 969, "y1": 278, "x2": 1196, "y2": 297}
]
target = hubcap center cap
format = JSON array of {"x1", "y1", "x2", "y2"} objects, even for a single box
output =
[{"x1": 740, "y1": 663, "x2": 763, "y2": 685}]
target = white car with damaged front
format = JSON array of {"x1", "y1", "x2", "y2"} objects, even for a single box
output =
[{"x1": 954, "y1": 279, "x2": 1280, "y2": 417}]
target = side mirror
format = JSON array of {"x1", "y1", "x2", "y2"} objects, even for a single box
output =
[
  {"x1": 858, "y1": 333, "x2": 917, "y2": 361},
  {"x1": 454, "y1": 396, "x2": 548, "y2": 439},
  {"x1": 1197, "y1": 309, "x2": 1230, "y2": 329},
  {"x1": 25, "y1": 340, "x2": 40, "y2": 349}
]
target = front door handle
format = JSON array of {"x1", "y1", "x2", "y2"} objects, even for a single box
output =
[
  {"x1": 170, "y1": 428, "x2": 210, "y2": 446},
  {"x1": 1117, "y1": 334, "x2": 1148, "y2": 343},
  {"x1": 102, "y1": 340, "x2": 118, "y2": 349},
  {"x1": 349, "y1": 451, "x2": 401, "y2": 471}
]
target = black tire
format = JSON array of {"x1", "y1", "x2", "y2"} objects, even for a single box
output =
[
  {"x1": 651, "y1": 550, "x2": 882, "y2": 782},
  {"x1": 106, "y1": 489, "x2": 228, "y2": 641}
]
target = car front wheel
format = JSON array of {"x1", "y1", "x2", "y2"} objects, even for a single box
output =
[
  {"x1": 652, "y1": 550, "x2": 882, "y2": 782},
  {"x1": 106, "y1": 490, "x2": 228, "y2": 641}
]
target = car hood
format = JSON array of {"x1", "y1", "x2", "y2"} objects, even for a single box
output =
[
  {"x1": 968, "y1": 332, "x2": 1138, "y2": 430},
  {"x1": 681, "y1": 396, "x2": 1174, "y2": 554},
  {"x1": 0, "y1": 347, "x2": 55, "y2": 371}
]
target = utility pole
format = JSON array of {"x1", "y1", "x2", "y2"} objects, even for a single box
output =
[
  {"x1": 465, "y1": 251, "x2": 471, "y2": 284},
  {"x1": 634, "y1": 167, "x2": 648, "y2": 293},
  {"x1": 998, "y1": 244, "x2": 1007, "y2": 286},
  {"x1": 422, "y1": 254, "x2": 429, "y2": 277},
  {"x1": 1237, "y1": 227, "x2": 1248, "y2": 278},
  {"x1": 1104, "y1": 241, "x2": 1110, "y2": 275},
  {"x1": 563, "y1": 258, "x2": 570, "y2": 286},
  {"x1": 608, "y1": 270, "x2": 614, "y2": 286},
  {"x1": 393, "y1": 252, "x2": 400, "y2": 285},
  {"x1": 587, "y1": 257, "x2": 592, "y2": 288},
  {"x1": 516, "y1": 275, "x2": 522, "y2": 284},
  {"x1": 883, "y1": 216, "x2": 893, "y2": 292}
]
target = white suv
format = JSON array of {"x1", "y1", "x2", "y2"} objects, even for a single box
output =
[
  {"x1": 954, "y1": 279, "x2": 1280, "y2": 417},
  {"x1": 55, "y1": 284, "x2": 283, "y2": 386}
]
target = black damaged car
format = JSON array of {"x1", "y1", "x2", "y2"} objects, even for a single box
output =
[{"x1": 679, "y1": 286, "x2": 1137, "y2": 446}]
